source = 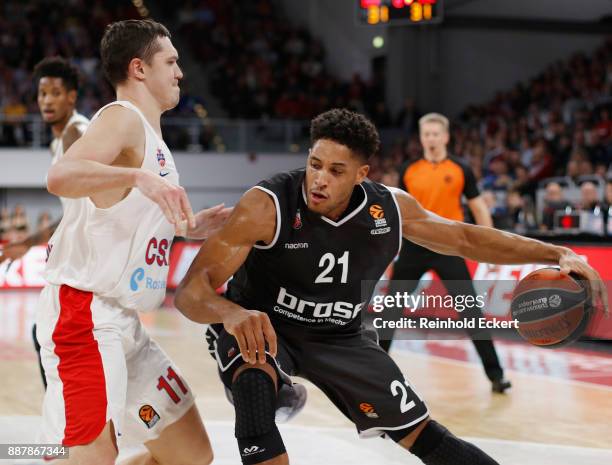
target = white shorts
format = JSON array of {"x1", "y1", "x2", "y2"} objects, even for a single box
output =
[{"x1": 35, "y1": 284, "x2": 195, "y2": 447}]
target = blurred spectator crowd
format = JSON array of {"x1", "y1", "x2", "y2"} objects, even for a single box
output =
[
  {"x1": 0, "y1": 0, "x2": 139, "y2": 145},
  {"x1": 163, "y1": 0, "x2": 390, "y2": 121},
  {"x1": 0, "y1": 0, "x2": 203, "y2": 147},
  {"x1": 371, "y1": 39, "x2": 612, "y2": 233}
]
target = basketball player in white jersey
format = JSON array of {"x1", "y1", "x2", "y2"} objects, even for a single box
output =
[
  {"x1": 37, "y1": 20, "x2": 225, "y2": 465},
  {"x1": 0, "y1": 57, "x2": 90, "y2": 390},
  {"x1": 0, "y1": 57, "x2": 88, "y2": 265}
]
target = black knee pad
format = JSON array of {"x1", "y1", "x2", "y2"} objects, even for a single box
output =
[
  {"x1": 232, "y1": 369, "x2": 286, "y2": 464},
  {"x1": 409, "y1": 420, "x2": 499, "y2": 465}
]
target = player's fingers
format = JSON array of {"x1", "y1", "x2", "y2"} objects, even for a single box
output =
[
  {"x1": 208, "y1": 203, "x2": 225, "y2": 214},
  {"x1": 175, "y1": 220, "x2": 188, "y2": 237},
  {"x1": 252, "y1": 318, "x2": 267, "y2": 364},
  {"x1": 167, "y1": 193, "x2": 183, "y2": 227},
  {"x1": 179, "y1": 191, "x2": 196, "y2": 229},
  {"x1": 233, "y1": 332, "x2": 249, "y2": 363},
  {"x1": 597, "y1": 279, "x2": 609, "y2": 318},
  {"x1": 261, "y1": 315, "x2": 277, "y2": 357},
  {"x1": 158, "y1": 197, "x2": 176, "y2": 225},
  {"x1": 581, "y1": 266, "x2": 607, "y2": 317},
  {"x1": 243, "y1": 326, "x2": 258, "y2": 365},
  {"x1": 221, "y1": 207, "x2": 234, "y2": 219},
  {"x1": 559, "y1": 263, "x2": 571, "y2": 275}
]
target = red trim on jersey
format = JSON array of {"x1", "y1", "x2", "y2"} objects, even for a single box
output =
[{"x1": 53, "y1": 285, "x2": 107, "y2": 446}]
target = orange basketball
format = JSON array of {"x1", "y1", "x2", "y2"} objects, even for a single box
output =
[{"x1": 511, "y1": 267, "x2": 592, "y2": 348}]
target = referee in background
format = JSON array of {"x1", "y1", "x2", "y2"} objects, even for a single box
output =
[{"x1": 382, "y1": 112, "x2": 511, "y2": 393}]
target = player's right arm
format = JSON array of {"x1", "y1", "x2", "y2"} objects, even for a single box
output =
[
  {"x1": 175, "y1": 188, "x2": 278, "y2": 363},
  {"x1": 391, "y1": 187, "x2": 608, "y2": 314},
  {"x1": 46, "y1": 106, "x2": 195, "y2": 230}
]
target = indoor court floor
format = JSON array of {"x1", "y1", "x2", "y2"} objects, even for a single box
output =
[{"x1": 1, "y1": 290, "x2": 611, "y2": 465}]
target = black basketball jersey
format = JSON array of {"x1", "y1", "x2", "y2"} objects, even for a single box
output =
[{"x1": 226, "y1": 168, "x2": 402, "y2": 334}]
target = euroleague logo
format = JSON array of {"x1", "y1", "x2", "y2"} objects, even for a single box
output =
[
  {"x1": 369, "y1": 204, "x2": 389, "y2": 235},
  {"x1": 369, "y1": 204, "x2": 385, "y2": 220},
  {"x1": 549, "y1": 294, "x2": 562, "y2": 308},
  {"x1": 359, "y1": 402, "x2": 379, "y2": 419},
  {"x1": 139, "y1": 404, "x2": 160, "y2": 429}
]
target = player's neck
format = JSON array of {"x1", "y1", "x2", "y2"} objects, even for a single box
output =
[
  {"x1": 424, "y1": 150, "x2": 448, "y2": 163},
  {"x1": 325, "y1": 200, "x2": 350, "y2": 222},
  {"x1": 50, "y1": 110, "x2": 74, "y2": 139},
  {"x1": 116, "y1": 87, "x2": 163, "y2": 136},
  {"x1": 323, "y1": 186, "x2": 362, "y2": 222}
]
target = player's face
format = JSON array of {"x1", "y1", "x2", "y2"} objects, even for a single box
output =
[
  {"x1": 305, "y1": 139, "x2": 369, "y2": 220},
  {"x1": 37, "y1": 77, "x2": 76, "y2": 125},
  {"x1": 420, "y1": 121, "x2": 449, "y2": 155},
  {"x1": 144, "y1": 37, "x2": 183, "y2": 111}
]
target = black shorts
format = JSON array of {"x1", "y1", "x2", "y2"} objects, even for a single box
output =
[{"x1": 206, "y1": 324, "x2": 429, "y2": 438}]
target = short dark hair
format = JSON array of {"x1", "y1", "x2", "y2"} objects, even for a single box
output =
[
  {"x1": 100, "y1": 19, "x2": 171, "y2": 87},
  {"x1": 33, "y1": 57, "x2": 80, "y2": 92},
  {"x1": 310, "y1": 109, "x2": 380, "y2": 162}
]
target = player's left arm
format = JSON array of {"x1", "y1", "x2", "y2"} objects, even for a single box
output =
[{"x1": 391, "y1": 187, "x2": 608, "y2": 314}]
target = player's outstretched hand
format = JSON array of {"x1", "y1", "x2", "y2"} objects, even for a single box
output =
[
  {"x1": 135, "y1": 169, "x2": 196, "y2": 236},
  {"x1": 0, "y1": 242, "x2": 29, "y2": 265},
  {"x1": 558, "y1": 247, "x2": 609, "y2": 317},
  {"x1": 188, "y1": 204, "x2": 234, "y2": 240},
  {"x1": 223, "y1": 309, "x2": 278, "y2": 364}
]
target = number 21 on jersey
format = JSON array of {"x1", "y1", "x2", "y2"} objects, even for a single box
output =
[{"x1": 315, "y1": 251, "x2": 349, "y2": 284}]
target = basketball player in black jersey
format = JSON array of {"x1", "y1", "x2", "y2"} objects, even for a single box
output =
[{"x1": 175, "y1": 109, "x2": 606, "y2": 465}]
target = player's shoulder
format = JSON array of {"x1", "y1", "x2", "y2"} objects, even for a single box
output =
[
  {"x1": 84, "y1": 104, "x2": 143, "y2": 142},
  {"x1": 363, "y1": 178, "x2": 402, "y2": 210},
  {"x1": 62, "y1": 112, "x2": 88, "y2": 134},
  {"x1": 91, "y1": 103, "x2": 141, "y2": 128},
  {"x1": 240, "y1": 186, "x2": 277, "y2": 214},
  {"x1": 235, "y1": 186, "x2": 278, "y2": 240}
]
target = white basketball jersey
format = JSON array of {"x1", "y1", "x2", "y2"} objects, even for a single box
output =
[
  {"x1": 50, "y1": 110, "x2": 90, "y2": 165},
  {"x1": 49, "y1": 111, "x2": 89, "y2": 209},
  {"x1": 44, "y1": 101, "x2": 179, "y2": 312}
]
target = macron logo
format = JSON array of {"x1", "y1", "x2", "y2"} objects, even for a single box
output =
[{"x1": 284, "y1": 242, "x2": 308, "y2": 250}]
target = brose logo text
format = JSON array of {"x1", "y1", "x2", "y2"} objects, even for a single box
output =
[{"x1": 274, "y1": 286, "x2": 363, "y2": 320}]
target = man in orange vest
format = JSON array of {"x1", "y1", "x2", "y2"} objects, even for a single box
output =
[{"x1": 384, "y1": 112, "x2": 511, "y2": 393}]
